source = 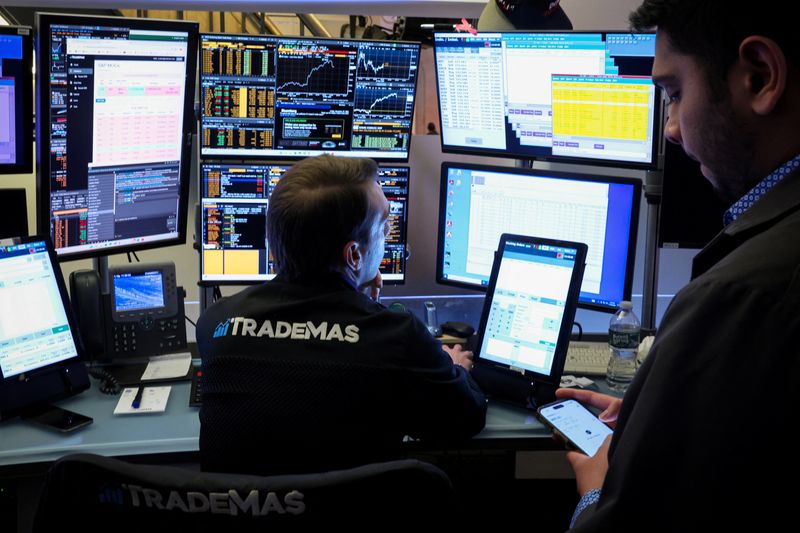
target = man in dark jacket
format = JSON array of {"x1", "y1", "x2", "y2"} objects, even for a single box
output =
[
  {"x1": 560, "y1": 1, "x2": 800, "y2": 530},
  {"x1": 197, "y1": 155, "x2": 486, "y2": 475}
]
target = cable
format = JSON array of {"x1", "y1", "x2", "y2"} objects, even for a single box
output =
[
  {"x1": 185, "y1": 316, "x2": 197, "y2": 329},
  {"x1": 87, "y1": 367, "x2": 122, "y2": 395},
  {"x1": 572, "y1": 321, "x2": 583, "y2": 340}
]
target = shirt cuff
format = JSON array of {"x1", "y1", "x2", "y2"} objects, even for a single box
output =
[{"x1": 570, "y1": 488, "x2": 601, "y2": 529}]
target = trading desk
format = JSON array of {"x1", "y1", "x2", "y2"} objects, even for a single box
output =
[
  {"x1": 1, "y1": 365, "x2": 600, "y2": 533},
  {"x1": 0, "y1": 376, "x2": 554, "y2": 471}
]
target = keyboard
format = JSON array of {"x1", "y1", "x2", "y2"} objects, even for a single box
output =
[{"x1": 564, "y1": 342, "x2": 611, "y2": 376}]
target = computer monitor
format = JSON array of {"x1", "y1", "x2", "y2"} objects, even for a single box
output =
[
  {"x1": 200, "y1": 163, "x2": 289, "y2": 284},
  {"x1": 437, "y1": 162, "x2": 641, "y2": 313},
  {"x1": 0, "y1": 25, "x2": 33, "y2": 175},
  {"x1": 0, "y1": 235, "x2": 90, "y2": 421},
  {"x1": 35, "y1": 13, "x2": 199, "y2": 260},
  {"x1": 433, "y1": 31, "x2": 662, "y2": 169},
  {"x1": 200, "y1": 33, "x2": 421, "y2": 161},
  {"x1": 200, "y1": 163, "x2": 410, "y2": 284}
]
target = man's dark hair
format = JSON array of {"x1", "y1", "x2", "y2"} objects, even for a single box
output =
[
  {"x1": 630, "y1": 1, "x2": 799, "y2": 92},
  {"x1": 267, "y1": 155, "x2": 380, "y2": 280}
]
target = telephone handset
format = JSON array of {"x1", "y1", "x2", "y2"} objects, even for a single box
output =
[{"x1": 69, "y1": 262, "x2": 187, "y2": 360}]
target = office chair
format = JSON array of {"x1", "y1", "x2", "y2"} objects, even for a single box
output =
[{"x1": 33, "y1": 453, "x2": 457, "y2": 531}]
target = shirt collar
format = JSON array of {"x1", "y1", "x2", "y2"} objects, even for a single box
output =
[
  {"x1": 723, "y1": 154, "x2": 800, "y2": 226},
  {"x1": 273, "y1": 271, "x2": 357, "y2": 291}
]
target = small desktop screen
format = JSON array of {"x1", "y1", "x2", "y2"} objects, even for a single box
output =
[
  {"x1": 438, "y1": 162, "x2": 641, "y2": 312},
  {"x1": 0, "y1": 26, "x2": 33, "y2": 174},
  {"x1": 0, "y1": 240, "x2": 80, "y2": 379},
  {"x1": 200, "y1": 33, "x2": 421, "y2": 160},
  {"x1": 36, "y1": 14, "x2": 198, "y2": 260},
  {"x1": 434, "y1": 31, "x2": 661, "y2": 169},
  {"x1": 113, "y1": 271, "x2": 165, "y2": 312},
  {"x1": 479, "y1": 239, "x2": 582, "y2": 377},
  {"x1": 200, "y1": 163, "x2": 410, "y2": 284}
]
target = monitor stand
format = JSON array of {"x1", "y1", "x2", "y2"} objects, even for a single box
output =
[{"x1": 472, "y1": 363, "x2": 557, "y2": 410}]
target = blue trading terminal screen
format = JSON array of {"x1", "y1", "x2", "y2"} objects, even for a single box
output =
[
  {"x1": 0, "y1": 33, "x2": 23, "y2": 167},
  {"x1": 440, "y1": 165, "x2": 638, "y2": 311}
]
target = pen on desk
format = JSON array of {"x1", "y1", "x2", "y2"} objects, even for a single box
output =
[{"x1": 132, "y1": 386, "x2": 145, "y2": 409}]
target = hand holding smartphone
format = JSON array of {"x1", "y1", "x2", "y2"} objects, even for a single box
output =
[{"x1": 538, "y1": 399, "x2": 613, "y2": 457}]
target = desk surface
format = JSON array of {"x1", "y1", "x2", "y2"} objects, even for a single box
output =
[{"x1": 0, "y1": 379, "x2": 554, "y2": 469}]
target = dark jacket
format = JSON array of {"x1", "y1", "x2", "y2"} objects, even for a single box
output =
[
  {"x1": 574, "y1": 168, "x2": 800, "y2": 531},
  {"x1": 197, "y1": 274, "x2": 487, "y2": 475}
]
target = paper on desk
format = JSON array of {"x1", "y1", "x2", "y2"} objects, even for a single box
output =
[
  {"x1": 114, "y1": 386, "x2": 171, "y2": 415},
  {"x1": 141, "y1": 352, "x2": 191, "y2": 381}
]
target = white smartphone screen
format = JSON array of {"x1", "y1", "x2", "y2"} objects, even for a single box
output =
[{"x1": 539, "y1": 399, "x2": 613, "y2": 457}]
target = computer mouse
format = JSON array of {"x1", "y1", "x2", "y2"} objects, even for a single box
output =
[{"x1": 440, "y1": 321, "x2": 475, "y2": 338}]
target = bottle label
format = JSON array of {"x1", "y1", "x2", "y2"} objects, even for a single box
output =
[{"x1": 609, "y1": 330, "x2": 640, "y2": 349}]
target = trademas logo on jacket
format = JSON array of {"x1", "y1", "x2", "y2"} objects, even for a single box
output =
[{"x1": 213, "y1": 317, "x2": 359, "y2": 343}]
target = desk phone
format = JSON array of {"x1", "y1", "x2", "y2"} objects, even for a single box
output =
[{"x1": 70, "y1": 262, "x2": 187, "y2": 360}]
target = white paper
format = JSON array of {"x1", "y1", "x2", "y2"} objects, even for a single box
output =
[
  {"x1": 141, "y1": 352, "x2": 191, "y2": 381},
  {"x1": 114, "y1": 386, "x2": 171, "y2": 415}
]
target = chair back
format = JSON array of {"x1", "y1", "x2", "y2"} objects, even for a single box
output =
[{"x1": 34, "y1": 453, "x2": 457, "y2": 531}]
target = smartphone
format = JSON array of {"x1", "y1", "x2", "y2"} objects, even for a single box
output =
[
  {"x1": 24, "y1": 406, "x2": 94, "y2": 432},
  {"x1": 537, "y1": 399, "x2": 613, "y2": 457}
]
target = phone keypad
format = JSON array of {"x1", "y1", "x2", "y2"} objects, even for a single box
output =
[{"x1": 112, "y1": 323, "x2": 137, "y2": 354}]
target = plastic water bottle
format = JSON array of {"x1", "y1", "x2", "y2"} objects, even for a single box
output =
[{"x1": 607, "y1": 301, "x2": 640, "y2": 392}]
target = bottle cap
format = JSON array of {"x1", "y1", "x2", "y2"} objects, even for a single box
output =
[{"x1": 619, "y1": 301, "x2": 633, "y2": 310}]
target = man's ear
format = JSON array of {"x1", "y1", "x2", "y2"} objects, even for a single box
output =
[
  {"x1": 342, "y1": 240, "x2": 362, "y2": 271},
  {"x1": 737, "y1": 36, "x2": 787, "y2": 116}
]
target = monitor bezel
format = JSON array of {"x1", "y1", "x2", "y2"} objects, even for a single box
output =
[
  {"x1": 432, "y1": 30, "x2": 663, "y2": 171},
  {"x1": 198, "y1": 160, "x2": 411, "y2": 286},
  {"x1": 34, "y1": 12, "x2": 199, "y2": 262},
  {"x1": 474, "y1": 232, "x2": 588, "y2": 385},
  {"x1": 0, "y1": 25, "x2": 34, "y2": 175},
  {"x1": 199, "y1": 31, "x2": 422, "y2": 163},
  {"x1": 0, "y1": 234, "x2": 90, "y2": 420},
  {"x1": 435, "y1": 161, "x2": 641, "y2": 314}
]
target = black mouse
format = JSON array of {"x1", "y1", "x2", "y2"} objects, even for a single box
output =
[{"x1": 440, "y1": 321, "x2": 475, "y2": 338}]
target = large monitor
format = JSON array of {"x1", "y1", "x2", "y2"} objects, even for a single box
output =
[
  {"x1": 35, "y1": 13, "x2": 199, "y2": 260},
  {"x1": 200, "y1": 33, "x2": 421, "y2": 160},
  {"x1": 0, "y1": 25, "x2": 33, "y2": 175},
  {"x1": 434, "y1": 31, "x2": 661, "y2": 169},
  {"x1": 437, "y1": 162, "x2": 641, "y2": 313},
  {"x1": 0, "y1": 236, "x2": 90, "y2": 421},
  {"x1": 200, "y1": 163, "x2": 410, "y2": 284}
]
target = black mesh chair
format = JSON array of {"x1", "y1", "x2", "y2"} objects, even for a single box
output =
[{"x1": 33, "y1": 453, "x2": 457, "y2": 531}]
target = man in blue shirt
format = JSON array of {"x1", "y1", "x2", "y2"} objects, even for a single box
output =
[{"x1": 562, "y1": 1, "x2": 800, "y2": 530}]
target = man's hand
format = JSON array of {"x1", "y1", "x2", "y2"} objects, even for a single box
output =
[
  {"x1": 556, "y1": 388, "x2": 622, "y2": 428},
  {"x1": 358, "y1": 271, "x2": 382, "y2": 301},
  {"x1": 567, "y1": 435, "x2": 611, "y2": 496},
  {"x1": 442, "y1": 344, "x2": 474, "y2": 371}
]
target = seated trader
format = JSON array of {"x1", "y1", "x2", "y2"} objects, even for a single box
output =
[{"x1": 197, "y1": 155, "x2": 487, "y2": 475}]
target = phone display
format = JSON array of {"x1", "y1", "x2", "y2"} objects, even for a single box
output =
[
  {"x1": 538, "y1": 399, "x2": 613, "y2": 457},
  {"x1": 24, "y1": 406, "x2": 93, "y2": 432}
]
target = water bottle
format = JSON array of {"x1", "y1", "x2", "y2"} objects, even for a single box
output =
[{"x1": 607, "y1": 301, "x2": 640, "y2": 392}]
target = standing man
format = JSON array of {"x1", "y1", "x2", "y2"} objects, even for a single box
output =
[
  {"x1": 561, "y1": 1, "x2": 800, "y2": 529},
  {"x1": 197, "y1": 155, "x2": 486, "y2": 475}
]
